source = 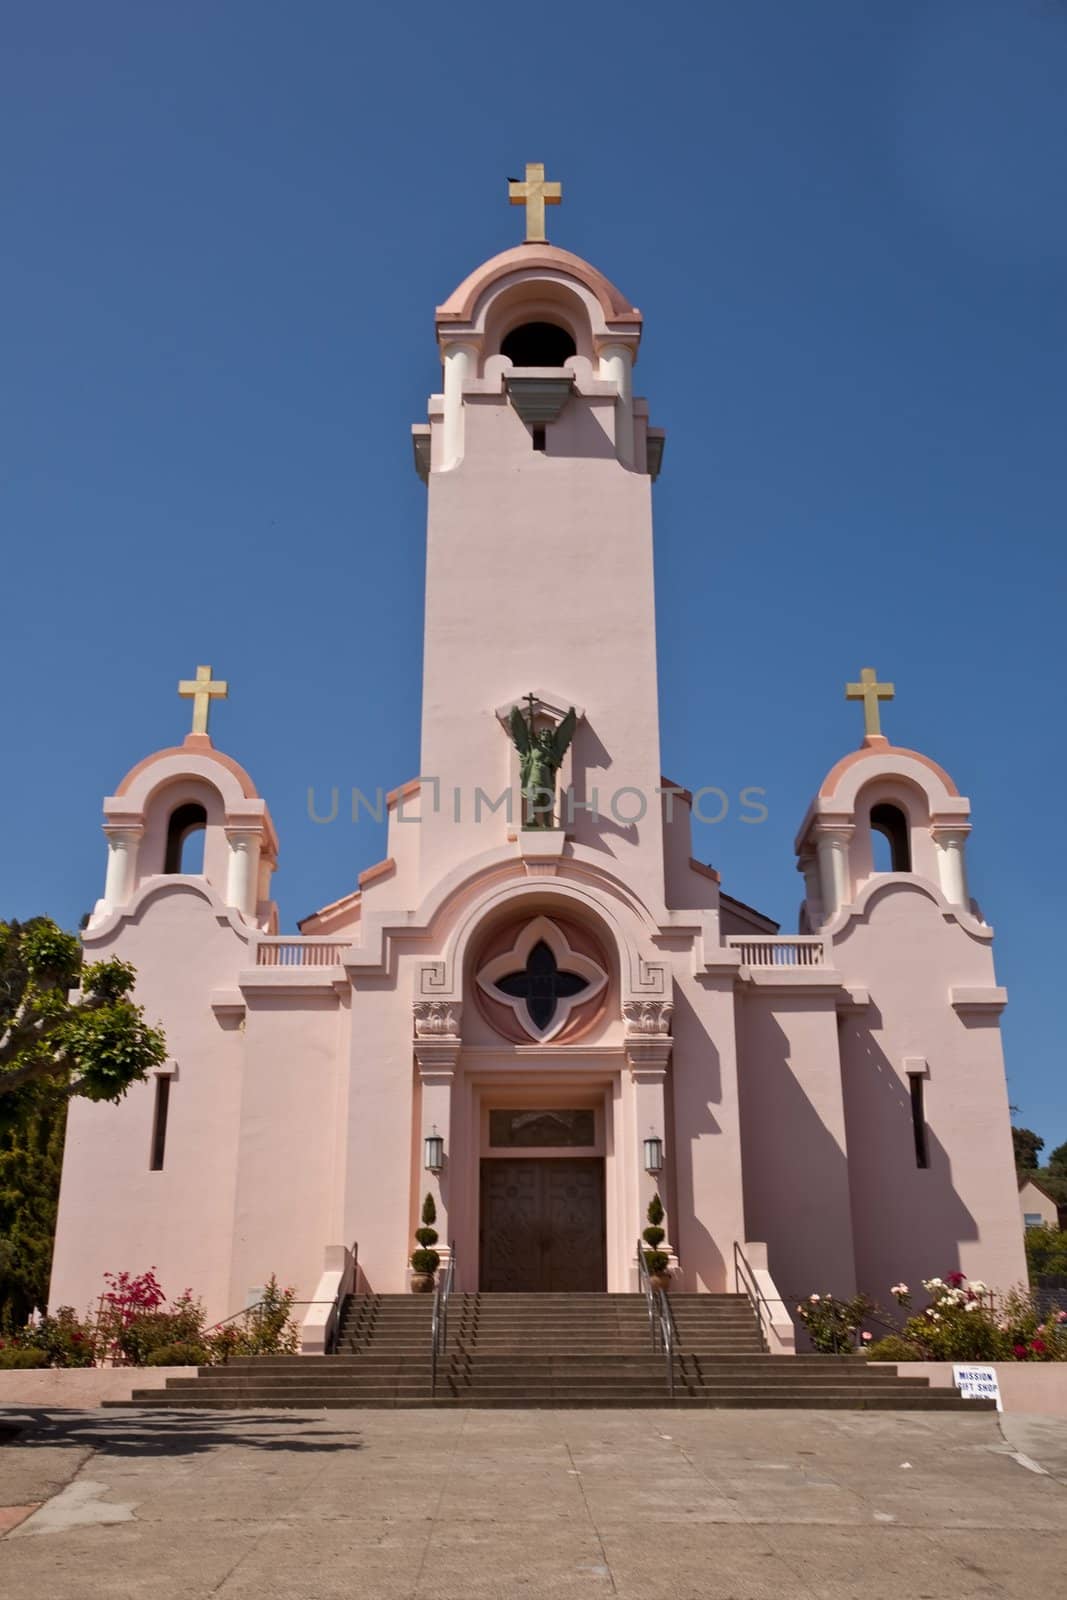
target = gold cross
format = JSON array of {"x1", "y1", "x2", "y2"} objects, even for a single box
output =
[
  {"x1": 508, "y1": 162, "x2": 562, "y2": 243},
  {"x1": 845, "y1": 666, "x2": 894, "y2": 738},
  {"x1": 178, "y1": 664, "x2": 228, "y2": 736}
]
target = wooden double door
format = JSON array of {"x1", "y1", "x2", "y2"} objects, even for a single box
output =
[{"x1": 479, "y1": 1157, "x2": 606, "y2": 1292}]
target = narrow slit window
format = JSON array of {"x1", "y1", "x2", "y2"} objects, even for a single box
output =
[
  {"x1": 150, "y1": 1075, "x2": 171, "y2": 1171},
  {"x1": 532, "y1": 425, "x2": 546, "y2": 452},
  {"x1": 909, "y1": 1073, "x2": 928, "y2": 1169}
]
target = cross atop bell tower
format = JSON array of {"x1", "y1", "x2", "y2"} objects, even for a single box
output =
[{"x1": 508, "y1": 162, "x2": 562, "y2": 243}]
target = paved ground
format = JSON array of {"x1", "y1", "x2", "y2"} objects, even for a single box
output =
[{"x1": 1, "y1": 1406, "x2": 1066, "y2": 1598}]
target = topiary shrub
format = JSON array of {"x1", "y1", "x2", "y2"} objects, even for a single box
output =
[
  {"x1": 642, "y1": 1194, "x2": 670, "y2": 1280},
  {"x1": 411, "y1": 1194, "x2": 440, "y2": 1279},
  {"x1": 865, "y1": 1334, "x2": 925, "y2": 1363}
]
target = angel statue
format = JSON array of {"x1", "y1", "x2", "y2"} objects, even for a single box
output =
[{"x1": 508, "y1": 695, "x2": 578, "y2": 829}]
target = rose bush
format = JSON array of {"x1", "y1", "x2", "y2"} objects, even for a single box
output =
[
  {"x1": 2, "y1": 1270, "x2": 302, "y2": 1367},
  {"x1": 858, "y1": 1274, "x2": 1067, "y2": 1362},
  {"x1": 795, "y1": 1292, "x2": 873, "y2": 1354}
]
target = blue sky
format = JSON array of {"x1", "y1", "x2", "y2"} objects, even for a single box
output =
[{"x1": 3, "y1": 1, "x2": 1065, "y2": 1144}]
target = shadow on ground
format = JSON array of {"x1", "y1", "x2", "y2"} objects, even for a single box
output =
[{"x1": 0, "y1": 1408, "x2": 363, "y2": 1460}]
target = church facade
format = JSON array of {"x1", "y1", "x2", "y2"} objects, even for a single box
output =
[{"x1": 50, "y1": 171, "x2": 1026, "y2": 1341}]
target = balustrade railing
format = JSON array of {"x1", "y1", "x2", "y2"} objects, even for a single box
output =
[
  {"x1": 726, "y1": 936, "x2": 825, "y2": 968},
  {"x1": 255, "y1": 939, "x2": 349, "y2": 968}
]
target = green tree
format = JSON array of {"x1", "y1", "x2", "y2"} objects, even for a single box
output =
[
  {"x1": 1013, "y1": 1126, "x2": 1044, "y2": 1171},
  {"x1": 0, "y1": 919, "x2": 166, "y2": 1326},
  {"x1": 0, "y1": 1092, "x2": 67, "y2": 1326},
  {"x1": 1024, "y1": 1224, "x2": 1067, "y2": 1281},
  {"x1": 0, "y1": 920, "x2": 165, "y2": 1102},
  {"x1": 1048, "y1": 1141, "x2": 1067, "y2": 1175}
]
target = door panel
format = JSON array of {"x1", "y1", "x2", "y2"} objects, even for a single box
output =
[{"x1": 479, "y1": 1158, "x2": 606, "y2": 1292}]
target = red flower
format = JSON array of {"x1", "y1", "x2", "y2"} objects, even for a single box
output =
[
  {"x1": 1013, "y1": 1344, "x2": 1028, "y2": 1357},
  {"x1": 945, "y1": 1271, "x2": 966, "y2": 1288},
  {"x1": 1030, "y1": 1339, "x2": 1047, "y2": 1355}
]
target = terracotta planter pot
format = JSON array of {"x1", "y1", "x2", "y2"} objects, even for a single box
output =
[
  {"x1": 410, "y1": 1273, "x2": 436, "y2": 1294},
  {"x1": 649, "y1": 1272, "x2": 671, "y2": 1292}
]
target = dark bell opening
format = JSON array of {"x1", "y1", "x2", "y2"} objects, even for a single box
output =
[
  {"x1": 870, "y1": 803, "x2": 911, "y2": 873},
  {"x1": 501, "y1": 321, "x2": 576, "y2": 368},
  {"x1": 164, "y1": 802, "x2": 208, "y2": 874}
]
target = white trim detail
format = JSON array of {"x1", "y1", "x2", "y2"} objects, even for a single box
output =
[{"x1": 475, "y1": 915, "x2": 607, "y2": 1043}]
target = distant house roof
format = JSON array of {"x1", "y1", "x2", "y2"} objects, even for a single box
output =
[{"x1": 1018, "y1": 1172, "x2": 1060, "y2": 1205}]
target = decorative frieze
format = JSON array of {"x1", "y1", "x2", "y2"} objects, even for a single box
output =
[
  {"x1": 623, "y1": 1000, "x2": 673, "y2": 1036},
  {"x1": 413, "y1": 1001, "x2": 461, "y2": 1039}
]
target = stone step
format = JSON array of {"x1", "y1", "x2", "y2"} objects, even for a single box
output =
[
  {"x1": 150, "y1": 1376, "x2": 933, "y2": 1398},
  {"x1": 216, "y1": 1353, "x2": 870, "y2": 1372},
  {"x1": 110, "y1": 1391, "x2": 990, "y2": 1412},
  {"x1": 134, "y1": 1290, "x2": 948, "y2": 1413}
]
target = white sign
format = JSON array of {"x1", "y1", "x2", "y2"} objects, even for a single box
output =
[{"x1": 953, "y1": 1364, "x2": 1002, "y2": 1410}]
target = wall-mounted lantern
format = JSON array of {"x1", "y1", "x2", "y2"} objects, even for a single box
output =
[
  {"x1": 424, "y1": 1128, "x2": 445, "y2": 1174},
  {"x1": 643, "y1": 1134, "x2": 664, "y2": 1176}
]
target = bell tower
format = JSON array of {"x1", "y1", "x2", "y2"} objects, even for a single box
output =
[{"x1": 412, "y1": 167, "x2": 668, "y2": 907}]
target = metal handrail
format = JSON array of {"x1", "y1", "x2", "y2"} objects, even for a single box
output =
[
  {"x1": 636, "y1": 1240, "x2": 675, "y2": 1398},
  {"x1": 430, "y1": 1243, "x2": 456, "y2": 1398},
  {"x1": 733, "y1": 1242, "x2": 774, "y2": 1350},
  {"x1": 202, "y1": 1298, "x2": 334, "y2": 1336},
  {"x1": 636, "y1": 1238, "x2": 658, "y2": 1348}
]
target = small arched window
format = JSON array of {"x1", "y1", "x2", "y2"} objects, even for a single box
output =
[
  {"x1": 164, "y1": 802, "x2": 207, "y2": 874},
  {"x1": 870, "y1": 803, "x2": 911, "y2": 873},
  {"x1": 500, "y1": 321, "x2": 576, "y2": 368}
]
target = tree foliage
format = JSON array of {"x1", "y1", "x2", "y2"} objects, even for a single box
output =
[
  {"x1": 1013, "y1": 1126, "x2": 1044, "y2": 1170},
  {"x1": 0, "y1": 918, "x2": 166, "y2": 1326},
  {"x1": 0, "y1": 919, "x2": 165, "y2": 1105}
]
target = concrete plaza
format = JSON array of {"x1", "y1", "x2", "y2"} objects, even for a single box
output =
[{"x1": 1, "y1": 1406, "x2": 1066, "y2": 1598}]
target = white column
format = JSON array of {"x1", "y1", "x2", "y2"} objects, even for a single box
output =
[
  {"x1": 598, "y1": 342, "x2": 635, "y2": 467},
  {"x1": 257, "y1": 853, "x2": 274, "y2": 905},
  {"x1": 225, "y1": 829, "x2": 259, "y2": 919},
  {"x1": 797, "y1": 848, "x2": 822, "y2": 924},
  {"x1": 102, "y1": 825, "x2": 143, "y2": 909},
  {"x1": 934, "y1": 827, "x2": 970, "y2": 908},
  {"x1": 441, "y1": 341, "x2": 477, "y2": 471},
  {"x1": 816, "y1": 826, "x2": 854, "y2": 918}
]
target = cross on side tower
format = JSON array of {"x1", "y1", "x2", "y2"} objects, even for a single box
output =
[
  {"x1": 845, "y1": 666, "x2": 894, "y2": 739},
  {"x1": 508, "y1": 162, "x2": 562, "y2": 243},
  {"x1": 178, "y1": 664, "x2": 228, "y2": 736}
]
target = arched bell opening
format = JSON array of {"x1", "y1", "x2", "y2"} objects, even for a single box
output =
[
  {"x1": 163, "y1": 802, "x2": 208, "y2": 874},
  {"x1": 870, "y1": 802, "x2": 912, "y2": 873},
  {"x1": 500, "y1": 320, "x2": 577, "y2": 368}
]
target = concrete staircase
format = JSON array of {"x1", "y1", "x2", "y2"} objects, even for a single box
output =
[{"x1": 109, "y1": 1293, "x2": 991, "y2": 1411}]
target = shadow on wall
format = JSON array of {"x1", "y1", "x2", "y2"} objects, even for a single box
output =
[
  {"x1": 547, "y1": 397, "x2": 616, "y2": 461},
  {"x1": 840, "y1": 1001, "x2": 978, "y2": 1298},
  {"x1": 737, "y1": 1003, "x2": 857, "y2": 1312},
  {"x1": 566, "y1": 720, "x2": 638, "y2": 858},
  {"x1": 668, "y1": 985, "x2": 726, "y2": 1293}
]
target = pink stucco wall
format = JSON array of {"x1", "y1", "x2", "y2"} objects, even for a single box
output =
[{"x1": 835, "y1": 883, "x2": 1025, "y2": 1300}]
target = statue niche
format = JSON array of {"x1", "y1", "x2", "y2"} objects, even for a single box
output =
[{"x1": 507, "y1": 694, "x2": 577, "y2": 830}]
